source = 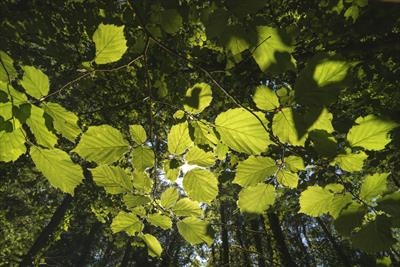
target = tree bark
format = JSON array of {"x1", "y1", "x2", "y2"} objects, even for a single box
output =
[
  {"x1": 266, "y1": 212, "x2": 297, "y2": 267},
  {"x1": 234, "y1": 215, "x2": 251, "y2": 266},
  {"x1": 75, "y1": 221, "x2": 102, "y2": 266},
  {"x1": 316, "y1": 217, "x2": 351, "y2": 267},
  {"x1": 19, "y1": 195, "x2": 73, "y2": 267},
  {"x1": 120, "y1": 239, "x2": 132, "y2": 267},
  {"x1": 250, "y1": 217, "x2": 266, "y2": 267},
  {"x1": 219, "y1": 201, "x2": 230, "y2": 266}
]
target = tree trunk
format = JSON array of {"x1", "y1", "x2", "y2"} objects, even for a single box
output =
[
  {"x1": 316, "y1": 217, "x2": 351, "y2": 267},
  {"x1": 161, "y1": 229, "x2": 178, "y2": 266},
  {"x1": 234, "y1": 215, "x2": 251, "y2": 266},
  {"x1": 120, "y1": 239, "x2": 132, "y2": 267},
  {"x1": 219, "y1": 201, "x2": 230, "y2": 266},
  {"x1": 20, "y1": 195, "x2": 73, "y2": 267},
  {"x1": 75, "y1": 221, "x2": 102, "y2": 266},
  {"x1": 250, "y1": 217, "x2": 266, "y2": 267},
  {"x1": 266, "y1": 211, "x2": 297, "y2": 267}
]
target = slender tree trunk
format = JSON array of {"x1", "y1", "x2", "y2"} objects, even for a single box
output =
[
  {"x1": 250, "y1": 217, "x2": 266, "y2": 267},
  {"x1": 266, "y1": 212, "x2": 297, "y2": 267},
  {"x1": 20, "y1": 195, "x2": 73, "y2": 267},
  {"x1": 260, "y1": 215, "x2": 274, "y2": 264},
  {"x1": 234, "y1": 215, "x2": 251, "y2": 266},
  {"x1": 120, "y1": 239, "x2": 132, "y2": 267},
  {"x1": 161, "y1": 229, "x2": 178, "y2": 266},
  {"x1": 316, "y1": 217, "x2": 351, "y2": 267},
  {"x1": 75, "y1": 221, "x2": 102, "y2": 266},
  {"x1": 219, "y1": 201, "x2": 230, "y2": 266}
]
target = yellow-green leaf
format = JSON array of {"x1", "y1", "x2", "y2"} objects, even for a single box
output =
[
  {"x1": 237, "y1": 184, "x2": 275, "y2": 214},
  {"x1": 172, "y1": 198, "x2": 202, "y2": 217},
  {"x1": 177, "y1": 217, "x2": 213, "y2": 246},
  {"x1": 360, "y1": 173, "x2": 389, "y2": 202},
  {"x1": 185, "y1": 146, "x2": 215, "y2": 167},
  {"x1": 72, "y1": 125, "x2": 129, "y2": 164},
  {"x1": 90, "y1": 165, "x2": 133, "y2": 194},
  {"x1": 147, "y1": 213, "x2": 172, "y2": 230},
  {"x1": 183, "y1": 83, "x2": 212, "y2": 114},
  {"x1": 0, "y1": 50, "x2": 17, "y2": 82},
  {"x1": 0, "y1": 127, "x2": 26, "y2": 162},
  {"x1": 331, "y1": 150, "x2": 367, "y2": 172},
  {"x1": 183, "y1": 169, "x2": 218, "y2": 204},
  {"x1": 93, "y1": 23, "x2": 128, "y2": 64},
  {"x1": 30, "y1": 146, "x2": 83, "y2": 195},
  {"x1": 276, "y1": 169, "x2": 299, "y2": 188},
  {"x1": 160, "y1": 187, "x2": 179, "y2": 209},
  {"x1": 215, "y1": 108, "x2": 272, "y2": 155},
  {"x1": 140, "y1": 234, "x2": 163, "y2": 258},
  {"x1": 233, "y1": 156, "x2": 276, "y2": 187},
  {"x1": 111, "y1": 211, "x2": 143, "y2": 236},
  {"x1": 252, "y1": 85, "x2": 279, "y2": 111},
  {"x1": 26, "y1": 105, "x2": 57, "y2": 148},
  {"x1": 20, "y1": 66, "x2": 49, "y2": 99},
  {"x1": 129, "y1": 124, "x2": 147, "y2": 144},
  {"x1": 167, "y1": 122, "x2": 193, "y2": 155},
  {"x1": 132, "y1": 146, "x2": 154, "y2": 171},
  {"x1": 347, "y1": 115, "x2": 399, "y2": 150}
]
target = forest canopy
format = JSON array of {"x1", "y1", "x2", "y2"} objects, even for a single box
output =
[{"x1": 1, "y1": 0, "x2": 400, "y2": 266}]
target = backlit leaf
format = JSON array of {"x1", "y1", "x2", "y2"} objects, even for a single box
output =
[
  {"x1": 20, "y1": 66, "x2": 49, "y2": 99},
  {"x1": 184, "y1": 83, "x2": 212, "y2": 114},
  {"x1": 177, "y1": 217, "x2": 213, "y2": 246},
  {"x1": 73, "y1": 125, "x2": 129, "y2": 164},
  {"x1": 160, "y1": 187, "x2": 179, "y2": 209},
  {"x1": 26, "y1": 105, "x2": 58, "y2": 148},
  {"x1": 129, "y1": 124, "x2": 147, "y2": 144},
  {"x1": 147, "y1": 213, "x2": 172, "y2": 230},
  {"x1": 124, "y1": 194, "x2": 151, "y2": 209},
  {"x1": 141, "y1": 234, "x2": 163, "y2": 257},
  {"x1": 252, "y1": 85, "x2": 279, "y2": 111},
  {"x1": 237, "y1": 184, "x2": 275, "y2": 214},
  {"x1": 331, "y1": 150, "x2": 367, "y2": 172},
  {"x1": 93, "y1": 23, "x2": 128, "y2": 64},
  {"x1": 233, "y1": 156, "x2": 276, "y2": 187},
  {"x1": 168, "y1": 122, "x2": 193, "y2": 155},
  {"x1": 276, "y1": 169, "x2": 298, "y2": 188},
  {"x1": 191, "y1": 120, "x2": 218, "y2": 146},
  {"x1": 347, "y1": 115, "x2": 399, "y2": 150},
  {"x1": 111, "y1": 211, "x2": 143, "y2": 236},
  {"x1": 183, "y1": 168, "x2": 218, "y2": 203},
  {"x1": 90, "y1": 165, "x2": 133, "y2": 194},
  {"x1": 132, "y1": 170, "x2": 153, "y2": 193},
  {"x1": 0, "y1": 50, "x2": 17, "y2": 82},
  {"x1": 215, "y1": 108, "x2": 272, "y2": 155},
  {"x1": 43, "y1": 102, "x2": 81, "y2": 141},
  {"x1": 334, "y1": 202, "x2": 366, "y2": 237},
  {"x1": 0, "y1": 127, "x2": 26, "y2": 162},
  {"x1": 30, "y1": 146, "x2": 83, "y2": 195},
  {"x1": 172, "y1": 198, "x2": 202, "y2": 217},
  {"x1": 132, "y1": 146, "x2": 154, "y2": 171},
  {"x1": 360, "y1": 173, "x2": 389, "y2": 202},
  {"x1": 185, "y1": 146, "x2": 215, "y2": 167}
]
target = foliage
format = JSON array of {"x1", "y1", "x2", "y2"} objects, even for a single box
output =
[{"x1": 1, "y1": 0, "x2": 400, "y2": 266}]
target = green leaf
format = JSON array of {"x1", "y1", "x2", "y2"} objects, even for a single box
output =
[
  {"x1": 360, "y1": 173, "x2": 389, "y2": 202},
  {"x1": 90, "y1": 165, "x2": 133, "y2": 194},
  {"x1": 30, "y1": 146, "x2": 83, "y2": 195},
  {"x1": 147, "y1": 213, "x2": 172, "y2": 230},
  {"x1": 351, "y1": 215, "x2": 395, "y2": 253},
  {"x1": 214, "y1": 142, "x2": 229, "y2": 160},
  {"x1": 164, "y1": 159, "x2": 180, "y2": 182},
  {"x1": 132, "y1": 146, "x2": 154, "y2": 171},
  {"x1": 129, "y1": 124, "x2": 147, "y2": 144},
  {"x1": 73, "y1": 125, "x2": 129, "y2": 164},
  {"x1": 276, "y1": 169, "x2": 299, "y2": 188},
  {"x1": 111, "y1": 211, "x2": 143, "y2": 236},
  {"x1": 0, "y1": 50, "x2": 17, "y2": 82},
  {"x1": 43, "y1": 102, "x2": 81, "y2": 141},
  {"x1": 132, "y1": 170, "x2": 153, "y2": 193},
  {"x1": 331, "y1": 150, "x2": 367, "y2": 172},
  {"x1": 0, "y1": 127, "x2": 26, "y2": 162},
  {"x1": 215, "y1": 108, "x2": 272, "y2": 155},
  {"x1": 172, "y1": 198, "x2": 202, "y2": 217},
  {"x1": 26, "y1": 105, "x2": 58, "y2": 148},
  {"x1": 299, "y1": 185, "x2": 352, "y2": 217},
  {"x1": 160, "y1": 187, "x2": 179, "y2": 209},
  {"x1": 347, "y1": 115, "x2": 399, "y2": 150},
  {"x1": 233, "y1": 156, "x2": 276, "y2": 187},
  {"x1": 140, "y1": 234, "x2": 163, "y2": 258},
  {"x1": 334, "y1": 202, "x2": 366, "y2": 237},
  {"x1": 168, "y1": 122, "x2": 193, "y2": 155},
  {"x1": 237, "y1": 184, "x2": 275, "y2": 214},
  {"x1": 191, "y1": 120, "x2": 218, "y2": 146},
  {"x1": 252, "y1": 26, "x2": 295, "y2": 73},
  {"x1": 123, "y1": 194, "x2": 151, "y2": 209},
  {"x1": 272, "y1": 107, "x2": 333, "y2": 146},
  {"x1": 183, "y1": 83, "x2": 212, "y2": 114},
  {"x1": 183, "y1": 169, "x2": 218, "y2": 204},
  {"x1": 284, "y1": 156, "x2": 305, "y2": 172},
  {"x1": 252, "y1": 85, "x2": 279, "y2": 111},
  {"x1": 313, "y1": 60, "x2": 351, "y2": 87},
  {"x1": 185, "y1": 146, "x2": 215, "y2": 167},
  {"x1": 160, "y1": 9, "x2": 183, "y2": 34},
  {"x1": 20, "y1": 66, "x2": 49, "y2": 100},
  {"x1": 177, "y1": 217, "x2": 213, "y2": 246},
  {"x1": 309, "y1": 130, "x2": 338, "y2": 158},
  {"x1": 93, "y1": 23, "x2": 128, "y2": 64},
  {"x1": 0, "y1": 83, "x2": 28, "y2": 121}
]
